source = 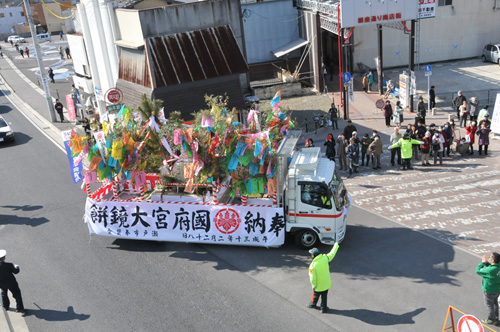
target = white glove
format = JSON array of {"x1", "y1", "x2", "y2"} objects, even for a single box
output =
[{"x1": 14, "y1": 264, "x2": 19, "y2": 270}]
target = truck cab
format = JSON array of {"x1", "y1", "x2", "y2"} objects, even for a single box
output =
[{"x1": 282, "y1": 146, "x2": 350, "y2": 249}]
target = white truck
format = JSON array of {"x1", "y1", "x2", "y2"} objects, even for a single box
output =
[{"x1": 83, "y1": 132, "x2": 350, "y2": 249}]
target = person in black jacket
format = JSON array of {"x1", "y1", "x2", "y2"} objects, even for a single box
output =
[
  {"x1": 453, "y1": 91, "x2": 467, "y2": 121},
  {"x1": 429, "y1": 86, "x2": 436, "y2": 110},
  {"x1": 0, "y1": 250, "x2": 24, "y2": 312},
  {"x1": 342, "y1": 120, "x2": 357, "y2": 140},
  {"x1": 55, "y1": 99, "x2": 64, "y2": 122},
  {"x1": 324, "y1": 133, "x2": 336, "y2": 161},
  {"x1": 328, "y1": 103, "x2": 339, "y2": 129}
]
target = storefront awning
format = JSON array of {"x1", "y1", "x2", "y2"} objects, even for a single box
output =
[{"x1": 272, "y1": 38, "x2": 308, "y2": 58}]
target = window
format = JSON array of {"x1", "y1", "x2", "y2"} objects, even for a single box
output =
[
  {"x1": 438, "y1": 0, "x2": 452, "y2": 6},
  {"x1": 21, "y1": 12, "x2": 24, "y2": 16},
  {"x1": 82, "y1": 65, "x2": 89, "y2": 76},
  {"x1": 301, "y1": 183, "x2": 332, "y2": 209},
  {"x1": 0, "y1": 13, "x2": 4, "y2": 18},
  {"x1": 9, "y1": 12, "x2": 12, "y2": 17}
]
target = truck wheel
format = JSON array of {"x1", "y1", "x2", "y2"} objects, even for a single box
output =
[{"x1": 294, "y1": 230, "x2": 317, "y2": 249}]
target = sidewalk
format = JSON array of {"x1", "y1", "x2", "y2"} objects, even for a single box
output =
[
  {"x1": 0, "y1": 53, "x2": 84, "y2": 149},
  {"x1": 265, "y1": 58, "x2": 500, "y2": 258}
]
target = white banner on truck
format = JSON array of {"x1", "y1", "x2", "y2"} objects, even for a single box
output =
[{"x1": 85, "y1": 198, "x2": 285, "y2": 247}]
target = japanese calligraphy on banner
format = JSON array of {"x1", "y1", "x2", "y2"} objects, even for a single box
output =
[{"x1": 85, "y1": 198, "x2": 286, "y2": 247}]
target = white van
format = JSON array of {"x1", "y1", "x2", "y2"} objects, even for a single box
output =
[{"x1": 37, "y1": 33, "x2": 51, "y2": 43}]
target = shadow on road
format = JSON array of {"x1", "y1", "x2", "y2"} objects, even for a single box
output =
[
  {"x1": 23, "y1": 305, "x2": 89, "y2": 321},
  {"x1": 0, "y1": 213, "x2": 48, "y2": 227},
  {"x1": 109, "y1": 220, "x2": 463, "y2": 287},
  {"x1": 329, "y1": 307, "x2": 425, "y2": 326},
  {"x1": 337, "y1": 224, "x2": 461, "y2": 285},
  {"x1": 2, "y1": 205, "x2": 43, "y2": 212}
]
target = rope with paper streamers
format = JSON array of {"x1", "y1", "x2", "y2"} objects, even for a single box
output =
[{"x1": 40, "y1": 0, "x2": 74, "y2": 19}]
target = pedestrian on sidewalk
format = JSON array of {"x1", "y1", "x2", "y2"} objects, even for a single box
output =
[
  {"x1": 15, "y1": 43, "x2": 19, "y2": 52},
  {"x1": 459, "y1": 100, "x2": 468, "y2": 127},
  {"x1": 475, "y1": 252, "x2": 500, "y2": 326},
  {"x1": 383, "y1": 100, "x2": 393, "y2": 127},
  {"x1": 336, "y1": 135, "x2": 347, "y2": 171},
  {"x1": 477, "y1": 122, "x2": 491, "y2": 155},
  {"x1": 417, "y1": 96, "x2": 426, "y2": 124},
  {"x1": 360, "y1": 133, "x2": 372, "y2": 166},
  {"x1": 0, "y1": 250, "x2": 24, "y2": 313},
  {"x1": 342, "y1": 120, "x2": 357, "y2": 140},
  {"x1": 25, "y1": 47, "x2": 29, "y2": 58},
  {"x1": 392, "y1": 101, "x2": 402, "y2": 129},
  {"x1": 362, "y1": 73, "x2": 369, "y2": 93},
  {"x1": 60, "y1": 31, "x2": 64, "y2": 40},
  {"x1": 368, "y1": 136, "x2": 382, "y2": 169},
  {"x1": 429, "y1": 86, "x2": 436, "y2": 110},
  {"x1": 453, "y1": 91, "x2": 466, "y2": 121},
  {"x1": 384, "y1": 80, "x2": 394, "y2": 99},
  {"x1": 307, "y1": 243, "x2": 340, "y2": 314},
  {"x1": 55, "y1": 99, "x2": 64, "y2": 122},
  {"x1": 368, "y1": 71, "x2": 374, "y2": 92},
  {"x1": 432, "y1": 132, "x2": 444, "y2": 165},
  {"x1": 9, "y1": 39, "x2": 13, "y2": 46},
  {"x1": 390, "y1": 128, "x2": 402, "y2": 166},
  {"x1": 65, "y1": 46, "x2": 71, "y2": 59},
  {"x1": 328, "y1": 103, "x2": 339, "y2": 129},
  {"x1": 59, "y1": 46, "x2": 65, "y2": 60},
  {"x1": 465, "y1": 121, "x2": 477, "y2": 155},
  {"x1": 324, "y1": 134, "x2": 336, "y2": 162},
  {"x1": 347, "y1": 138, "x2": 359, "y2": 175},
  {"x1": 48, "y1": 68, "x2": 55, "y2": 83},
  {"x1": 469, "y1": 96, "x2": 479, "y2": 122},
  {"x1": 479, "y1": 114, "x2": 491, "y2": 129},
  {"x1": 19, "y1": 48, "x2": 24, "y2": 58},
  {"x1": 477, "y1": 105, "x2": 490, "y2": 124},
  {"x1": 421, "y1": 132, "x2": 431, "y2": 166},
  {"x1": 304, "y1": 138, "x2": 315, "y2": 148}
]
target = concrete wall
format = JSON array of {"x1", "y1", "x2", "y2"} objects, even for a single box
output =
[
  {"x1": 115, "y1": 9, "x2": 143, "y2": 45},
  {"x1": 242, "y1": 0, "x2": 300, "y2": 64},
  {"x1": 353, "y1": 1, "x2": 500, "y2": 68},
  {"x1": 0, "y1": 7, "x2": 25, "y2": 35}
]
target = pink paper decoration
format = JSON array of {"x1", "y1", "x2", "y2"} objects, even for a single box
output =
[{"x1": 173, "y1": 129, "x2": 182, "y2": 145}]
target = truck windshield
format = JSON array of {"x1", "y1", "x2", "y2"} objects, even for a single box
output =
[
  {"x1": 329, "y1": 170, "x2": 347, "y2": 210},
  {"x1": 300, "y1": 183, "x2": 332, "y2": 209}
]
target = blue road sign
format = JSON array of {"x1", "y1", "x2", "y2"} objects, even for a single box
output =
[
  {"x1": 425, "y1": 65, "x2": 432, "y2": 72},
  {"x1": 343, "y1": 72, "x2": 351, "y2": 83}
]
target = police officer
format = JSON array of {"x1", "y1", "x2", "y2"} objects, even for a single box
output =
[
  {"x1": 308, "y1": 243, "x2": 340, "y2": 313},
  {"x1": 0, "y1": 250, "x2": 24, "y2": 312}
]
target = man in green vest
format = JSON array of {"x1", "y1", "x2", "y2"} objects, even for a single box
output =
[
  {"x1": 308, "y1": 243, "x2": 339, "y2": 313},
  {"x1": 390, "y1": 132, "x2": 422, "y2": 170},
  {"x1": 476, "y1": 252, "x2": 500, "y2": 325}
]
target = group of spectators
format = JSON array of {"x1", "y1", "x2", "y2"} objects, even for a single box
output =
[{"x1": 306, "y1": 101, "x2": 492, "y2": 176}]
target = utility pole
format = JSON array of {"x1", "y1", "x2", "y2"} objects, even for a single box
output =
[
  {"x1": 23, "y1": 0, "x2": 55, "y2": 122},
  {"x1": 377, "y1": 25, "x2": 383, "y2": 96},
  {"x1": 409, "y1": 20, "x2": 416, "y2": 113}
]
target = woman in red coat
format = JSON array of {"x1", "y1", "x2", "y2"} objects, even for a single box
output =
[{"x1": 465, "y1": 121, "x2": 478, "y2": 155}]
